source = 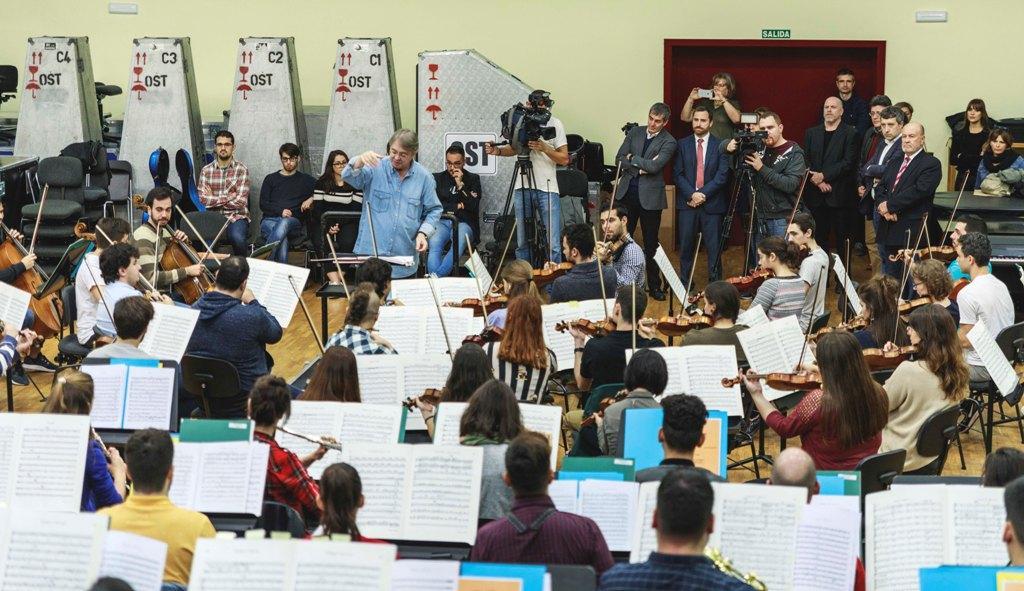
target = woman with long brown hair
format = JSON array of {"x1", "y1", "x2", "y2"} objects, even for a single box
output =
[
  {"x1": 309, "y1": 149, "x2": 361, "y2": 283},
  {"x1": 459, "y1": 380, "x2": 524, "y2": 520},
  {"x1": 299, "y1": 346, "x2": 361, "y2": 402},
  {"x1": 853, "y1": 275, "x2": 910, "y2": 349},
  {"x1": 880, "y1": 304, "x2": 968, "y2": 471},
  {"x1": 978, "y1": 128, "x2": 1024, "y2": 186},
  {"x1": 486, "y1": 259, "x2": 540, "y2": 330},
  {"x1": 486, "y1": 294, "x2": 556, "y2": 403},
  {"x1": 951, "y1": 98, "x2": 992, "y2": 190},
  {"x1": 314, "y1": 462, "x2": 384, "y2": 542},
  {"x1": 743, "y1": 331, "x2": 889, "y2": 469}
]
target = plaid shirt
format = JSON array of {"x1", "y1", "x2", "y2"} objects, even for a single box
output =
[
  {"x1": 325, "y1": 325, "x2": 397, "y2": 355},
  {"x1": 599, "y1": 553, "x2": 754, "y2": 590},
  {"x1": 612, "y1": 235, "x2": 646, "y2": 288},
  {"x1": 254, "y1": 432, "x2": 320, "y2": 526},
  {"x1": 199, "y1": 159, "x2": 250, "y2": 222}
]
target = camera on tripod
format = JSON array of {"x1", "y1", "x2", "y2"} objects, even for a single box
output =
[
  {"x1": 621, "y1": 122, "x2": 639, "y2": 135},
  {"x1": 499, "y1": 90, "x2": 557, "y2": 155},
  {"x1": 733, "y1": 113, "x2": 768, "y2": 170}
]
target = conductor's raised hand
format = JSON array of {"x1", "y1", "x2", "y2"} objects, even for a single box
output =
[{"x1": 354, "y1": 151, "x2": 383, "y2": 169}]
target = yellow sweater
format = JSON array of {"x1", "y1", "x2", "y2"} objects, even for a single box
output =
[
  {"x1": 99, "y1": 494, "x2": 215, "y2": 585},
  {"x1": 880, "y1": 360, "x2": 961, "y2": 471}
]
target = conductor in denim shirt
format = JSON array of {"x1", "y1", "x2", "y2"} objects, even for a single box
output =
[{"x1": 343, "y1": 129, "x2": 443, "y2": 279}]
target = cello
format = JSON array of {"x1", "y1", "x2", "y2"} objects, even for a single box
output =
[
  {"x1": 132, "y1": 194, "x2": 216, "y2": 304},
  {"x1": 0, "y1": 191, "x2": 63, "y2": 338}
]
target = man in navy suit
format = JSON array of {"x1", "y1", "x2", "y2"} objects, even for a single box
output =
[
  {"x1": 859, "y1": 106, "x2": 907, "y2": 275},
  {"x1": 874, "y1": 121, "x2": 941, "y2": 281},
  {"x1": 674, "y1": 104, "x2": 729, "y2": 282}
]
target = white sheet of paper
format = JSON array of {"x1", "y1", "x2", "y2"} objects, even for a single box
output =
[
  {"x1": 641, "y1": 346, "x2": 741, "y2": 415},
  {"x1": 547, "y1": 480, "x2": 579, "y2": 515},
  {"x1": 392, "y1": 559, "x2": 460, "y2": 591},
  {"x1": 401, "y1": 356, "x2": 454, "y2": 398},
  {"x1": 406, "y1": 446, "x2": 484, "y2": 545},
  {"x1": 82, "y1": 364, "x2": 129, "y2": 429},
  {"x1": 189, "y1": 538, "x2": 292, "y2": 591},
  {"x1": 465, "y1": 251, "x2": 494, "y2": 292},
  {"x1": 292, "y1": 541, "x2": 397, "y2": 591},
  {"x1": 99, "y1": 530, "x2": 167, "y2": 591},
  {"x1": 792, "y1": 502, "x2": 858, "y2": 591},
  {"x1": 0, "y1": 510, "x2": 107, "y2": 590},
  {"x1": 139, "y1": 303, "x2": 200, "y2": 360},
  {"x1": 518, "y1": 404, "x2": 564, "y2": 467},
  {"x1": 709, "y1": 482, "x2": 805, "y2": 591},
  {"x1": 866, "y1": 486, "x2": 947, "y2": 591},
  {"x1": 966, "y1": 321, "x2": 1020, "y2": 399},
  {"x1": 375, "y1": 306, "x2": 425, "y2": 355},
  {"x1": 431, "y1": 402, "x2": 468, "y2": 447},
  {"x1": 342, "y1": 443, "x2": 411, "y2": 540},
  {"x1": 424, "y1": 306, "x2": 474, "y2": 357},
  {"x1": 831, "y1": 256, "x2": 863, "y2": 316},
  {"x1": 578, "y1": 480, "x2": 639, "y2": 552},
  {"x1": 542, "y1": 299, "x2": 616, "y2": 369},
  {"x1": 629, "y1": 481, "x2": 660, "y2": 563},
  {"x1": 277, "y1": 400, "x2": 345, "y2": 477},
  {"x1": 168, "y1": 441, "x2": 257, "y2": 514},
  {"x1": 246, "y1": 442, "x2": 270, "y2": 516},
  {"x1": 122, "y1": 366, "x2": 175, "y2": 430},
  {"x1": 392, "y1": 277, "x2": 480, "y2": 308},
  {"x1": 653, "y1": 245, "x2": 687, "y2": 304},
  {"x1": 0, "y1": 281, "x2": 31, "y2": 336},
  {"x1": 245, "y1": 258, "x2": 311, "y2": 328},
  {"x1": 355, "y1": 355, "x2": 406, "y2": 405},
  {"x1": 945, "y1": 485, "x2": 1006, "y2": 566},
  {"x1": 736, "y1": 304, "x2": 768, "y2": 329},
  {"x1": 0, "y1": 414, "x2": 90, "y2": 512}
]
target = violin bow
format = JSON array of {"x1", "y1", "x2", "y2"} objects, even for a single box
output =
[
  {"x1": 174, "y1": 205, "x2": 223, "y2": 268},
  {"x1": 466, "y1": 241, "x2": 489, "y2": 321},
  {"x1": 325, "y1": 230, "x2": 351, "y2": 299},
  {"x1": 607, "y1": 161, "x2": 624, "y2": 213},
  {"x1": 152, "y1": 221, "x2": 163, "y2": 288},
  {"x1": 365, "y1": 193, "x2": 380, "y2": 258},
  {"x1": 27, "y1": 184, "x2": 48, "y2": 256},
  {"x1": 547, "y1": 180, "x2": 553, "y2": 267},
  {"x1": 938, "y1": 169, "x2": 970, "y2": 250},
  {"x1": 684, "y1": 233, "x2": 703, "y2": 311},
  {"x1": 94, "y1": 223, "x2": 157, "y2": 294},
  {"x1": 486, "y1": 217, "x2": 517, "y2": 296},
  {"x1": 592, "y1": 226, "x2": 610, "y2": 319},
  {"x1": 786, "y1": 170, "x2": 811, "y2": 229},
  {"x1": 842, "y1": 239, "x2": 850, "y2": 322},
  {"x1": 900, "y1": 213, "x2": 929, "y2": 294},
  {"x1": 631, "y1": 282, "x2": 637, "y2": 351},
  {"x1": 427, "y1": 273, "x2": 456, "y2": 362},
  {"x1": 200, "y1": 217, "x2": 232, "y2": 264},
  {"x1": 287, "y1": 275, "x2": 325, "y2": 355}
]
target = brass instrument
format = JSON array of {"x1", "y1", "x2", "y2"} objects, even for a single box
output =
[{"x1": 705, "y1": 547, "x2": 767, "y2": 591}]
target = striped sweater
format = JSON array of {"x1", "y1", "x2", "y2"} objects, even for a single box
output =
[{"x1": 133, "y1": 222, "x2": 187, "y2": 291}]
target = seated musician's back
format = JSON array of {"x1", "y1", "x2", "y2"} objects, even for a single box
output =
[{"x1": 549, "y1": 223, "x2": 618, "y2": 304}]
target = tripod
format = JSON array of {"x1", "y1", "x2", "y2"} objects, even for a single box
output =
[
  {"x1": 498, "y1": 154, "x2": 552, "y2": 268},
  {"x1": 710, "y1": 164, "x2": 758, "y2": 280}
]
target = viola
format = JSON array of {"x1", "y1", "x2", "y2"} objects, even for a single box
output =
[
  {"x1": 581, "y1": 389, "x2": 629, "y2": 428},
  {"x1": 445, "y1": 295, "x2": 509, "y2": 317},
  {"x1": 950, "y1": 279, "x2": 969, "y2": 302},
  {"x1": 722, "y1": 371, "x2": 822, "y2": 391},
  {"x1": 73, "y1": 221, "x2": 96, "y2": 242},
  {"x1": 689, "y1": 268, "x2": 772, "y2": 303},
  {"x1": 401, "y1": 388, "x2": 442, "y2": 410},
  {"x1": 655, "y1": 313, "x2": 712, "y2": 337},
  {"x1": 0, "y1": 222, "x2": 63, "y2": 339},
  {"x1": 862, "y1": 345, "x2": 918, "y2": 371},
  {"x1": 888, "y1": 245, "x2": 957, "y2": 264},
  {"x1": 898, "y1": 297, "x2": 933, "y2": 315},
  {"x1": 555, "y1": 318, "x2": 616, "y2": 338},
  {"x1": 462, "y1": 325, "x2": 504, "y2": 346},
  {"x1": 809, "y1": 316, "x2": 869, "y2": 341},
  {"x1": 532, "y1": 262, "x2": 573, "y2": 287}
]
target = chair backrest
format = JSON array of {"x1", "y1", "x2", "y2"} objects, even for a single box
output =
[
  {"x1": 180, "y1": 354, "x2": 245, "y2": 418},
  {"x1": 584, "y1": 382, "x2": 624, "y2": 414},
  {"x1": 856, "y1": 449, "x2": 907, "y2": 497},
  {"x1": 915, "y1": 405, "x2": 960, "y2": 457},
  {"x1": 60, "y1": 283, "x2": 76, "y2": 329},
  {"x1": 255, "y1": 501, "x2": 306, "y2": 538},
  {"x1": 107, "y1": 160, "x2": 132, "y2": 203},
  {"x1": 871, "y1": 369, "x2": 895, "y2": 385},
  {"x1": 547, "y1": 564, "x2": 596, "y2": 591},
  {"x1": 995, "y1": 321, "x2": 1024, "y2": 404},
  {"x1": 809, "y1": 312, "x2": 831, "y2": 333},
  {"x1": 556, "y1": 168, "x2": 589, "y2": 199},
  {"x1": 37, "y1": 156, "x2": 84, "y2": 189},
  {"x1": 184, "y1": 211, "x2": 232, "y2": 249}
]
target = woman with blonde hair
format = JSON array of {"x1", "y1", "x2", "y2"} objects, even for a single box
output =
[
  {"x1": 43, "y1": 370, "x2": 127, "y2": 511},
  {"x1": 486, "y1": 294, "x2": 556, "y2": 403},
  {"x1": 880, "y1": 304, "x2": 969, "y2": 471},
  {"x1": 486, "y1": 259, "x2": 540, "y2": 330}
]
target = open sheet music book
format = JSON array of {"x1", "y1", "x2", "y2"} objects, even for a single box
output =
[
  {"x1": 464, "y1": 251, "x2": 493, "y2": 291},
  {"x1": 376, "y1": 305, "x2": 475, "y2": 356},
  {"x1": 0, "y1": 509, "x2": 108, "y2": 591},
  {"x1": 168, "y1": 440, "x2": 269, "y2": 515},
  {"x1": 99, "y1": 530, "x2": 167, "y2": 591},
  {"x1": 737, "y1": 314, "x2": 815, "y2": 400},
  {"x1": 390, "y1": 277, "x2": 481, "y2": 308},
  {"x1": 356, "y1": 354, "x2": 452, "y2": 405},
  {"x1": 0, "y1": 413, "x2": 90, "y2": 512},
  {"x1": 627, "y1": 345, "x2": 743, "y2": 416},
  {"x1": 82, "y1": 363, "x2": 175, "y2": 431},
  {"x1": 867, "y1": 485, "x2": 1007, "y2": 591},
  {"x1": 736, "y1": 304, "x2": 769, "y2": 329},
  {"x1": 966, "y1": 320, "x2": 1021, "y2": 399},
  {"x1": 277, "y1": 401, "x2": 404, "y2": 479},
  {"x1": 244, "y1": 258, "x2": 311, "y2": 328},
  {"x1": 792, "y1": 496, "x2": 860, "y2": 591},
  {"x1": 542, "y1": 299, "x2": 616, "y2": 368},
  {"x1": 341, "y1": 443, "x2": 484, "y2": 544},
  {"x1": 544, "y1": 479, "x2": 639, "y2": 553},
  {"x1": 0, "y1": 280, "x2": 30, "y2": 335},
  {"x1": 432, "y1": 402, "x2": 562, "y2": 467},
  {"x1": 138, "y1": 303, "x2": 199, "y2": 361},
  {"x1": 189, "y1": 537, "x2": 397, "y2": 591},
  {"x1": 653, "y1": 245, "x2": 688, "y2": 305}
]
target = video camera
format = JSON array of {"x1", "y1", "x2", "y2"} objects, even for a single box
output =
[
  {"x1": 732, "y1": 113, "x2": 767, "y2": 170},
  {"x1": 499, "y1": 90, "x2": 557, "y2": 155}
]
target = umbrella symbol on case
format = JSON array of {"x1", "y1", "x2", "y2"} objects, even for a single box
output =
[
  {"x1": 131, "y1": 66, "x2": 147, "y2": 99},
  {"x1": 25, "y1": 64, "x2": 39, "y2": 98},
  {"x1": 426, "y1": 104, "x2": 442, "y2": 120},
  {"x1": 335, "y1": 68, "x2": 350, "y2": 101},
  {"x1": 236, "y1": 66, "x2": 251, "y2": 99}
]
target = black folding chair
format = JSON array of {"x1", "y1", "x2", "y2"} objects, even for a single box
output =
[
  {"x1": 181, "y1": 354, "x2": 245, "y2": 419},
  {"x1": 905, "y1": 405, "x2": 962, "y2": 476}
]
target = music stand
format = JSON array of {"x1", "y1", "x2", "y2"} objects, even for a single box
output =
[
  {"x1": 83, "y1": 356, "x2": 180, "y2": 446},
  {"x1": 250, "y1": 240, "x2": 281, "y2": 261},
  {"x1": 37, "y1": 238, "x2": 92, "y2": 300}
]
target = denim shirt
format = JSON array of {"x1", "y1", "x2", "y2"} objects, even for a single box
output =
[{"x1": 343, "y1": 159, "x2": 442, "y2": 278}]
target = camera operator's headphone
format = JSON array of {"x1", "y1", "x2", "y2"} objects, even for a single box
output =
[{"x1": 528, "y1": 89, "x2": 553, "y2": 109}]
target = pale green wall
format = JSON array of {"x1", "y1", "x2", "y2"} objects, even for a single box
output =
[{"x1": 3, "y1": 0, "x2": 1022, "y2": 180}]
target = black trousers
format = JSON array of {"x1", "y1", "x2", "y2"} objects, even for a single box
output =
[
  {"x1": 808, "y1": 202, "x2": 857, "y2": 255},
  {"x1": 620, "y1": 188, "x2": 662, "y2": 290}
]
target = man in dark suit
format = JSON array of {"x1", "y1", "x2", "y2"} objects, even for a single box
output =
[
  {"x1": 803, "y1": 97, "x2": 858, "y2": 253},
  {"x1": 860, "y1": 106, "x2": 906, "y2": 274},
  {"x1": 674, "y1": 104, "x2": 729, "y2": 282},
  {"x1": 875, "y1": 122, "x2": 941, "y2": 280},
  {"x1": 428, "y1": 142, "x2": 481, "y2": 276},
  {"x1": 614, "y1": 103, "x2": 677, "y2": 299}
]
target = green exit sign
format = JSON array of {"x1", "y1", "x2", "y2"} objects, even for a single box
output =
[{"x1": 762, "y1": 29, "x2": 792, "y2": 39}]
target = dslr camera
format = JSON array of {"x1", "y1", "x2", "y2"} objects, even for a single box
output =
[
  {"x1": 499, "y1": 90, "x2": 557, "y2": 155},
  {"x1": 621, "y1": 122, "x2": 639, "y2": 135}
]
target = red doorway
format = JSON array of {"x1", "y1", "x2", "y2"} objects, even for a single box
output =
[{"x1": 663, "y1": 39, "x2": 886, "y2": 144}]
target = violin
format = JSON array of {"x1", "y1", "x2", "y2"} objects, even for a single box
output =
[
  {"x1": 689, "y1": 268, "x2": 772, "y2": 303},
  {"x1": 445, "y1": 295, "x2": 509, "y2": 317},
  {"x1": 555, "y1": 318, "x2": 616, "y2": 338},
  {"x1": 655, "y1": 313, "x2": 712, "y2": 337},
  {"x1": 888, "y1": 245, "x2": 957, "y2": 264},
  {"x1": 898, "y1": 297, "x2": 932, "y2": 315},
  {"x1": 0, "y1": 221, "x2": 63, "y2": 339},
  {"x1": 73, "y1": 221, "x2": 96, "y2": 242},
  {"x1": 861, "y1": 345, "x2": 917, "y2": 371},
  {"x1": 809, "y1": 316, "x2": 869, "y2": 341},
  {"x1": 950, "y1": 279, "x2": 969, "y2": 302},
  {"x1": 532, "y1": 262, "x2": 573, "y2": 287},
  {"x1": 462, "y1": 325, "x2": 504, "y2": 346},
  {"x1": 595, "y1": 238, "x2": 625, "y2": 263},
  {"x1": 722, "y1": 371, "x2": 822, "y2": 391},
  {"x1": 401, "y1": 388, "x2": 442, "y2": 410},
  {"x1": 580, "y1": 389, "x2": 629, "y2": 428}
]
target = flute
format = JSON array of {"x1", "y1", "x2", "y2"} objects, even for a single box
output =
[{"x1": 277, "y1": 425, "x2": 343, "y2": 452}]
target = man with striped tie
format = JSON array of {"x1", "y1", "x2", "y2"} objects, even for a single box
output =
[{"x1": 874, "y1": 121, "x2": 941, "y2": 281}]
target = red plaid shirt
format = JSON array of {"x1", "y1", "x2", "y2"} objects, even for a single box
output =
[
  {"x1": 199, "y1": 159, "x2": 250, "y2": 222},
  {"x1": 254, "y1": 431, "x2": 321, "y2": 525}
]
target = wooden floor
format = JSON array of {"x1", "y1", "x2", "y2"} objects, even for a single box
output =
[{"x1": 9, "y1": 240, "x2": 1018, "y2": 482}]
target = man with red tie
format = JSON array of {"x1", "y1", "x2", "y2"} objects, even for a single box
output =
[
  {"x1": 674, "y1": 104, "x2": 729, "y2": 282},
  {"x1": 874, "y1": 121, "x2": 941, "y2": 281}
]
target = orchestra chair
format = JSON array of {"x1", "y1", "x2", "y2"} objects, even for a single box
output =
[
  {"x1": 890, "y1": 474, "x2": 981, "y2": 486},
  {"x1": 56, "y1": 284, "x2": 91, "y2": 364},
  {"x1": 566, "y1": 382, "x2": 624, "y2": 457},
  {"x1": 855, "y1": 449, "x2": 906, "y2": 509},
  {"x1": 180, "y1": 354, "x2": 245, "y2": 419},
  {"x1": 254, "y1": 501, "x2": 306, "y2": 539},
  {"x1": 964, "y1": 321, "x2": 1024, "y2": 454},
  {"x1": 809, "y1": 312, "x2": 830, "y2": 334},
  {"x1": 23, "y1": 157, "x2": 86, "y2": 271},
  {"x1": 904, "y1": 405, "x2": 962, "y2": 476},
  {"x1": 556, "y1": 168, "x2": 589, "y2": 227},
  {"x1": 182, "y1": 210, "x2": 232, "y2": 269},
  {"x1": 548, "y1": 564, "x2": 596, "y2": 591},
  {"x1": 870, "y1": 369, "x2": 895, "y2": 384},
  {"x1": 103, "y1": 160, "x2": 133, "y2": 220}
]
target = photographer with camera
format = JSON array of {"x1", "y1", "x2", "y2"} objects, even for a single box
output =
[
  {"x1": 680, "y1": 72, "x2": 742, "y2": 141},
  {"x1": 613, "y1": 102, "x2": 676, "y2": 299},
  {"x1": 725, "y1": 111, "x2": 807, "y2": 262},
  {"x1": 485, "y1": 90, "x2": 569, "y2": 265}
]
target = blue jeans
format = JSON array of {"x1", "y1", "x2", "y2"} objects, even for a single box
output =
[
  {"x1": 427, "y1": 219, "x2": 474, "y2": 276},
  {"x1": 226, "y1": 218, "x2": 250, "y2": 256},
  {"x1": 748, "y1": 216, "x2": 789, "y2": 267},
  {"x1": 513, "y1": 188, "x2": 562, "y2": 264},
  {"x1": 260, "y1": 216, "x2": 303, "y2": 264}
]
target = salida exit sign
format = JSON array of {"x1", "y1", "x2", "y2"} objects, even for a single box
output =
[{"x1": 762, "y1": 29, "x2": 792, "y2": 39}]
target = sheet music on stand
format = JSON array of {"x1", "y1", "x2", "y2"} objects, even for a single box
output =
[
  {"x1": 736, "y1": 304, "x2": 769, "y2": 329},
  {"x1": 138, "y1": 303, "x2": 200, "y2": 361},
  {"x1": 966, "y1": 320, "x2": 1020, "y2": 399},
  {"x1": 0, "y1": 280, "x2": 31, "y2": 335},
  {"x1": 356, "y1": 354, "x2": 452, "y2": 431},
  {"x1": 737, "y1": 315, "x2": 814, "y2": 400},
  {"x1": 244, "y1": 258, "x2": 311, "y2": 328},
  {"x1": 82, "y1": 363, "x2": 176, "y2": 431},
  {"x1": 168, "y1": 440, "x2": 269, "y2": 515},
  {"x1": 99, "y1": 530, "x2": 167, "y2": 591},
  {"x1": 0, "y1": 509, "x2": 108, "y2": 589},
  {"x1": 653, "y1": 245, "x2": 687, "y2": 304},
  {"x1": 831, "y1": 256, "x2": 863, "y2": 315},
  {"x1": 542, "y1": 298, "x2": 616, "y2": 368},
  {"x1": 376, "y1": 305, "x2": 474, "y2": 356},
  {"x1": 628, "y1": 345, "x2": 743, "y2": 416},
  {"x1": 432, "y1": 401, "x2": 562, "y2": 466},
  {"x1": 464, "y1": 251, "x2": 493, "y2": 290},
  {"x1": 0, "y1": 413, "x2": 90, "y2": 512},
  {"x1": 390, "y1": 277, "x2": 480, "y2": 308}
]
